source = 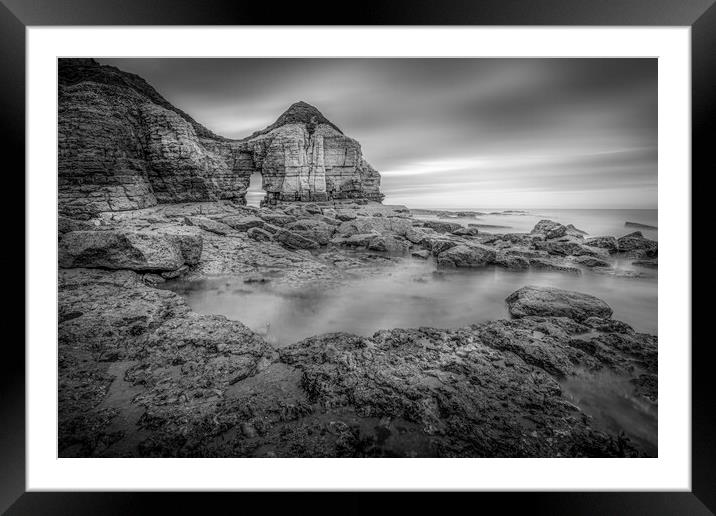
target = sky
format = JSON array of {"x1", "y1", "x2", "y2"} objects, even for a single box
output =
[{"x1": 99, "y1": 58, "x2": 657, "y2": 209}]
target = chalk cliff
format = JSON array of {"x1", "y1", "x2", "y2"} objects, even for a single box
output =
[{"x1": 58, "y1": 59, "x2": 383, "y2": 218}]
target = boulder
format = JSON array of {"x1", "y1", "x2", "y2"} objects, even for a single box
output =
[
  {"x1": 617, "y1": 232, "x2": 658, "y2": 254},
  {"x1": 286, "y1": 219, "x2": 335, "y2": 245},
  {"x1": 367, "y1": 235, "x2": 410, "y2": 253},
  {"x1": 506, "y1": 286, "x2": 613, "y2": 321},
  {"x1": 572, "y1": 256, "x2": 611, "y2": 268},
  {"x1": 163, "y1": 229, "x2": 203, "y2": 265},
  {"x1": 452, "y1": 226, "x2": 480, "y2": 237},
  {"x1": 584, "y1": 236, "x2": 618, "y2": 254},
  {"x1": 494, "y1": 253, "x2": 530, "y2": 270},
  {"x1": 421, "y1": 236, "x2": 460, "y2": 256},
  {"x1": 274, "y1": 229, "x2": 320, "y2": 250},
  {"x1": 437, "y1": 244, "x2": 496, "y2": 267},
  {"x1": 257, "y1": 212, "x2": 297, "y2": 226},
  {"x1": 336, "y1": 232, "x2": 382, "y2": 247},
  {"x1": 405, "y1": 227, "x2": 433, "y2": 244},
  {"x1": 247, "y1": 227, "x2": 273, "y2": 242},
  {"x1": 421, "y1": 220, "x2": 463, "y2": 233},
  {"x1": 58, "y1": 230, "x2": 201, "y2": 271},
  {"x1": 530, "y1": 220, "x2": 567, "y2": 240},
  {"x1": 565, "y1": 224, "x2": 588, "y2": 237}
]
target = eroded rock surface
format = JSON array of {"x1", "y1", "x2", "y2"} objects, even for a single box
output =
[
  {"x1": 59, "y1": 60, "x2": 384, "y2": 218},
  {"x1": 506, "y1": 286, "x2": 614, "y2": 321}
]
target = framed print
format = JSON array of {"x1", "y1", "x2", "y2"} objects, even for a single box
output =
[{"x1": 6, "y1": 0, "x2": 712, "y2": 513}]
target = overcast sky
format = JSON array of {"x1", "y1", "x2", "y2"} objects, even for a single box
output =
[{"x1": 99, "y1": 58, "x2": 657, "y2": 209}]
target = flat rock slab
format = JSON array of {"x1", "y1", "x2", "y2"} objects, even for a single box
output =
[
  {"x1": 506, "y1": 286, "x2": 613, "y2": 321},
  {"x1": 58, "y1": 229, "x2": 202, "y2": 271}
]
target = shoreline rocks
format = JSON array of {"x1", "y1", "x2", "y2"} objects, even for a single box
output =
[{"x1": 57, "y1": 201, "x2": 658, "y2": 458}]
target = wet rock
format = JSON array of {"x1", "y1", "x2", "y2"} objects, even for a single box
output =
[
  {"x1": 421, "y1": 220, "x2": 462, "y2": 234},
  {"x1": 257, "y1": 211, "x2": 297, "y2": 226},
  {"x1": 436, "y1": 244, "x2": 496, "y2": 267},
  {"x1": 279, "y1": 327, "x2": 642, "y2": 457},
  {"x1": 494, "y1": 253, "x2": 530, "y2": 270},
  {"x1": 631, "y1": 374, "x2": 658, "y2": 403},
  {"x1": 161, "y1": 228, "x2": 203, "y2": 265},
  {"x1": 506, "y1": 286, "x2": 613, "y2": 321},
  {"x1": 572, "y1": 256, "x2": 611, "y2": 268},
  {"x1": 333, "y1": 232, "x2": 380, "y2": 248},
  {"x1": 247, "y1": 227, "x2": 273, "y2": 242},
  {"x1": 183, "y1": 216, "x2": 231, "y2": 236},
  {"x1": 411, "y1": 250, "x2": 431, "y2": 259},
  {"x1": 529, "y1": 258, "x2": 581, "y2": 275},
  {"x1": 565, "y1": 224, "x2": 588, "y2": 237},
  {"x1": 452, "y1": 226, "x2": 480, "y2": 237},
  {"x1": 336, "y1": 216, "x2": 412, "y2": 238},
  {"x1": 286, "y1": 219, "x2": 335, "y2": 245},
  {"x1": 221, "y1": 216, "x2": 265, "y2": 232},
  {"x1": 142, "y1": 273, "x2": 165, "y2": 286},
  {"x1": 530, "y1": 220, "x2": 567, "y2": 240},
  {"x1": 404, "y1": 227, "x2": 432, "y2": 245},
  {"x1": 582, "y1": 317, "x2": 634, "y2": 334},
  {"x1": 617, "y1": 232, "x2": 658, "y2": 255},
  {"x1": 335, "y1": 210, "x2": 357, "y2": 222},
  {"x1": 260, "y1": 223, "x2": 281, "y2": 235},
  {"x1": 161, "y1": 265, "x2": 189, "y2": 279},
  {"x1": 584, "y1": 236, "x2": 618, "y2": 254},
  {"x1": 274, "y1": 229, "x2": 320, "y2": 250},
  {"x1": 534, "y1": 240, "x2": 608, "y2": 258},
  {"x1": 59, "y1": 216, "x2": 97, "y2": 234},
  {"x1": 367, "y1": 235, "x2": 409, "y2": 253},
  {"x1": 421, "y1": 235, "x2": 459, "y2": 256}
]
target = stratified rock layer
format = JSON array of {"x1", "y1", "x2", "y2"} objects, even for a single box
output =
[{"x1": 58, "y1": 60, "x2": 384, "y2": 218}]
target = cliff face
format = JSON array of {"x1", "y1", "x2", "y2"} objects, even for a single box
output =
[
  {"x1": 238, "y1": 102, "x2": 383, "y2": 205},
  {"x1": 58, "y1": 59, "x2": 383, "y2": 217}
]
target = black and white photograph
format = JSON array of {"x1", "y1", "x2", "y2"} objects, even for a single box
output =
[{"x1": 56, "y1": 57, "x2": 659, "y2": 459}]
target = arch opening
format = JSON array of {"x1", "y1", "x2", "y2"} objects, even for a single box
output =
[{"x1": 245, "y1": 172, "x2": 265, "y2": 207}]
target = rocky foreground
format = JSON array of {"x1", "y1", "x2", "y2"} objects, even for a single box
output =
[{"x1": 58, "y1": 200, "x2": 658, "y2": 457}]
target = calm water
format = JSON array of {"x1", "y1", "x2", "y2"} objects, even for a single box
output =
[{"x1": 167, "y1": 256, "x2": 657, "y2": 347}]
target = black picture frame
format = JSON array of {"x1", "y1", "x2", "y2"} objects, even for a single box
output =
[{"x1": 4, "y1": 0, "x2": 711, "y2": 513}]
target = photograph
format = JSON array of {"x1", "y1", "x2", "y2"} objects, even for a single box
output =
[{"x1": 57, "y1": 57, "x2": 658, "y2": 459}]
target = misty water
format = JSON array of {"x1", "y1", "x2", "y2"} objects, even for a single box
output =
[
  {"x1": 164, "y1": 208, "x2": 658, "y2": 454},
  {"x1": 167, "y1": 257, "x2": 657, "y2": 346}
]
